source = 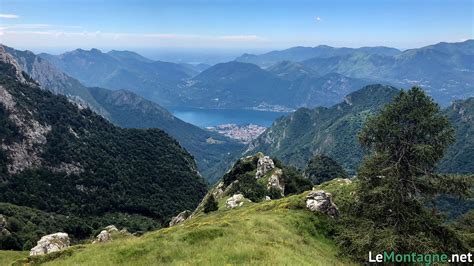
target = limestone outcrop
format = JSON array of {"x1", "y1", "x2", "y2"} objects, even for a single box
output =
[
  {"x1": 305, "y1": 190, "x2": 340, "y2": 218},
  {"x1": 226, "y1": 194, "x2": 251, "y2": 209},
  {"x1": 169, "y1": 210, "x2": 192, "y2": 226},
  {"x1": 256, "y1": 156, "x2": 275, "y2": 179},
  {"x1": 29, "y1": 233, "x2": 70, "y2": 256}
]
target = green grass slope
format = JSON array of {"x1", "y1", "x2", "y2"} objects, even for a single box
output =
[
  {"x1": 0, "y1": 251, "x2": 28, "y2": 266},
  {"x1": 12, "y1": 180, "x2": 358, "y2": 266}
]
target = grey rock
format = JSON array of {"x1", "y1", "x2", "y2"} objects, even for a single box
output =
[
  {"x1": 29, "y1": 232, "x2": 70, "y2": 256},
  {"x1": 104, "y1": 225, "x2": 118, "y2": 233},
  {"x1": 305, "y1": 190, "x2": 339, "y2": 218},
  {"x1": 226, "y1": 194, "x2": 251, "y2": 209},
  {"x1": 267, "y1": 168, "x2": 284, "y2": 196},
  {"x1": 213, "y1": 181, "x2": 226, "y2": 198},
  {"x1": 0, "y1": 214, "x2": 10, "y2": 236},
  {"x1": 169, "y1": 210, "x2": 192, "y2": 227},
  {"x1": 256, "y1": 156, "x2": 275, "y2": 179},
  {"x1": 92, "y1": 230, "x2": 111, "y2": 244}
]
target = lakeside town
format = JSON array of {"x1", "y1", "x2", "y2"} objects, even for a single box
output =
[{"x1": 206, "y1": 124, "x2": 267, "y2": 144}]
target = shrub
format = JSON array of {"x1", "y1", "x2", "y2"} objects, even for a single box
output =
[{"x1": 203, "y1": 195, "x2": 218, "y2": 213}]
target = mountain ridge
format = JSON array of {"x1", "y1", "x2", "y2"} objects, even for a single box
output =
[
  {"x1": 245, "y1": 84, "x2": 474, "y2": 174},
  {"x1": 4, "y1": 45, "x2": 242, "y2": 182}
]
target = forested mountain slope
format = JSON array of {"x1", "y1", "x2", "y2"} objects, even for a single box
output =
[{"x1": 0, "y1": 54, "x2": 207, "y2": 249}]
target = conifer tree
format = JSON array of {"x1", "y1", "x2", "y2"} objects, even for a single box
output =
[
  {"x1": 203, "y1": 194, "x2": 218, "y2": 213},
  {"x1": 342, "y1": 87, "x2": 471, "y2": 257}
]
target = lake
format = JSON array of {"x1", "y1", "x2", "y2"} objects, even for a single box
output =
[{"x1": 169, "y1": 107, "x2": 289, "y2": 127}]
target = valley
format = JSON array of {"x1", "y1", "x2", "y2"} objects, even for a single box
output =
[{"x1": 0, "y1": 3, "x2": 472, "y2": 262}]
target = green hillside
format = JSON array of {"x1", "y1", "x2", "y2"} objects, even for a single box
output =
[
  {"x1": 247, "y1": 85, "x2": 474, "y2": 175},
  {"x1": 87, "y1": 87, "x2": 243, "y2": 182},
  {"x1": 246, "y1": 84, "x2": 399, "y2": 173},
  {"x1": 439, "y1": 97, "x2": 474, "y2": 173},
  {"x1": 9, "y1": 179, "x2": 356, "y2": 266}
]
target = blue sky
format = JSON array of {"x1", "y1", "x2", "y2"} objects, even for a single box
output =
[{"x1": 0, "y1": 0, "x2": 473, "y2": 55}]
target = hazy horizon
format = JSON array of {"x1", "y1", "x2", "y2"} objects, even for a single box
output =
[
  {"x1": 1, "y1": 0, "x2": 472, "y2": 58},
  {"x1": 4, "y1": 38, "x2": 473, "y2": 65}
]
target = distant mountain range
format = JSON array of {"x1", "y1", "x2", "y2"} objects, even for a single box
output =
[
  {"x1": 39, "y1": 49, "x2": 203, "y2": 106},
  {"x1": 39, "y1": 40, "x2": 473, "y2": 109},
  {"x1": 236, "y1": 45, "x2": 402, "y2": 67},
  {"x1": 3, "y1": 45, "x2": 243, "y2": 182},
  {"x1": 245, "y1": 84, "x2": 474, "y2": 174},
  {"x1": 177, "y1": 61, "x2": 373, "y2": 109},
  {"x1": 237, "y1": 40, "x2": 474, "y2": 106}
]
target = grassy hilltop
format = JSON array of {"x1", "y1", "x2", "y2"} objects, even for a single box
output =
[{"x1": 5, "y1": 179, "x2": 357, "y2": 266}]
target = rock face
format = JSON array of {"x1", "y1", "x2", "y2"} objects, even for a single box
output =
[
  {"x1": 0, "y1": 85, "x2": 52, "y2": 174},
  {"x1": 267, "y1": 168, "x2": 284, "y2": 195},
  {"x1": 226, "y1": 194, "x2": 250, "y2": 209},
  {"x1": 0, "y1": 214, "x2": 10, "y2": 236},
  {"x1": 305, "y1": 190, "x2": 339, "y2": 218},
  {"x1": 29, "y1": 232, "x2": 70, "y2": 256},
  {"x1": 256, "y1": 156, "x2": 275, "y2": 179},
  {"x1": 169, "y1": 210, "x2": 192, "y2": 227},
  {"x1": 0, "y1": 45, "x2": 33, "y2": 85}
]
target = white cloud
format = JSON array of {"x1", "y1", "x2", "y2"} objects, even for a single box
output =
[
  {"x1": 0, "y1": 14, "x2": 19, "y2": 19},
  {"x1": 2, "y1": 24, "x2": 52, "y2": 30},
  {"x1": 0, "y1": 30, "x2": 269, "y2": 49},
  {"x1": 217, "y1": 35, "x2": 266, "y2": 42},
  {"x1": 316, "y1": 16, "x2": 322, "y2": 22}
]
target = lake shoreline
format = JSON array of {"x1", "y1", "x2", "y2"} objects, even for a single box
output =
[{"x1": 168, "y1": 106, "x2": 290, "y2": 128}]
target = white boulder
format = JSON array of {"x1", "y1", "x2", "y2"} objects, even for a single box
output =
[
  {"x1": 92, "y1": 230, "x2": 111, "y2": 244},
  {"x1": 29, "y1": 232, "x2": 70, "y2": 256},
  {"x1": 226, "y1": 194, "x2": 250, "y2": 209},
  {"x1": 92, "y1": 225, "x2": 121, "y2": 244},
  {"x1": 305, "y1": 190, "x2": 340, "y2": 218}
]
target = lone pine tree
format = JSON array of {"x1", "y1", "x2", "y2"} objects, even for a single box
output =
[{"x1": 339, "y1": 87, "x2": 471, "y2": 259}]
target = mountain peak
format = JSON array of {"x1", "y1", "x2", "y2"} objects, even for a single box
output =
[
  {"x1": 343, "y1": 84, "x2": 399, "y2": 108},
  {"x1": 0, "y1": 45, "x2": 36, "y2": 85}
]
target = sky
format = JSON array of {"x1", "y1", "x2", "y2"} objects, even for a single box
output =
[{"x1": 0, "y1": 0, "x2": 473, "y2": 59}]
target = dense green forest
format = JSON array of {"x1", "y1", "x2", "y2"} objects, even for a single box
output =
[{"x1": 0, "y1": 203, "x2": 161, "y2": 250}]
